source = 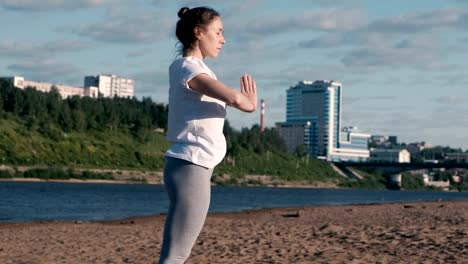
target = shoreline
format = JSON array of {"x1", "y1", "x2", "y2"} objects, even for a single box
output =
[
  {"x1": 0, "y1": 165, "x2": 165, "y2": 185},
  {"x1": 0, "y1": 176, "x2": 340, "y2": 189},
  {"x1": 2, "y1": 199, "x2": 466, "y2": 226},
  {"x1": 1, "y1": 200, "x2": 466, "y2": 263},
  {"x1": 1, "y1": 164, "x2": 342, "y2": 188},
  {"x1": 0, "y1": 200, "x2": 463, "y2": 227},
  {"x1": 0, "y1": 177, "x2": 153, "y2": 185}
]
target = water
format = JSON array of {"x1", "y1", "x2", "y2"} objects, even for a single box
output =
[{"x1": 0, "y1": 181, "x2": 467, "y2": 223}]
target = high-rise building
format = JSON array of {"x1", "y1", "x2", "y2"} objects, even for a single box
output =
[
  {"x1": 84, "y1": 74, "x2": 134, "y2": 98},
  {"x1": 287, "y1": 80, "x2": 342, "y2": 156},
  {"x1": 276, "y1": 80, "x2": 370, "y2": 161}
]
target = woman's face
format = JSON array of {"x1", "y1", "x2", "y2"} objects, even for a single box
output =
[{"x1": 197, "y1": 16, "x2": 225, "y2": 59}]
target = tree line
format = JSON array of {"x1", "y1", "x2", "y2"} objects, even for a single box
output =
[
  {"x1": 0, "y1": 79, "x2": 167, "y2": 134},
  {"x1": 0, "y1": 79, "x2": 287, "y2": 156}
]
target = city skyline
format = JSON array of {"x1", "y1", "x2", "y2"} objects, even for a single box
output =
[{"x1": 1, "y1": 1, "x2": 468, "y2": 149}]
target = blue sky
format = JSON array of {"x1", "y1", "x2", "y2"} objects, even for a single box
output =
[{"x1": 1, "y1": 0, "x2": 468, "y2": 150}]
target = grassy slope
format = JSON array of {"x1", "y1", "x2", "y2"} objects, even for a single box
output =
[
  {"x1": 0, "y1": 118, "x2": 346, "y2": 185},
  {"x1": 0, "y1": 118, "x2": 169, "y2": 170},
  {"x1": 3, "y1": 118, "x2": 463, "y2": 190}
]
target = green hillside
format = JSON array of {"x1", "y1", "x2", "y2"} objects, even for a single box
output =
[
  {"x1": 0, "y1": 79, "x2": 352, "y2": 187},
  {"x1": 0, "y1": 118, "x2": 169, "y2": 170}
]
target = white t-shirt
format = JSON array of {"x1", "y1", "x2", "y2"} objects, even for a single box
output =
[{"x1": 165, "y1": 56, "x2": 227, "y2": 168}]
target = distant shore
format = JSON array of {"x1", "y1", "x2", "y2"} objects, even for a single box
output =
[
  {"x1": 0, "y1": 177, "x2": 144, "y2": 185},
  {"x1": 1, "y1": 200, "x2": 466, "y2": 263},
  {"x1": 0, "y1": 164, "x2": 343, "y2": 188},
  {"x1": 0, "y1": 165, "x2": 164, "y2": 184},
  {"x1": 0, "y1": 176, "x2": 339, "y2": 189}
]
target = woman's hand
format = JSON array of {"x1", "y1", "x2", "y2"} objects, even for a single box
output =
[
  {"x1": 188, "y1": 73, "x2": 258, "y2": 113},
  {"x1": 240, "y1": 74, "x2": 257, "y2": 112}
]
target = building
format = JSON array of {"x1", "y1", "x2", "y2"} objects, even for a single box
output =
[
  {"x1": 370, "y1": 149, "x2": 410, "y2": 163},
  {"x1": 444, "y1": 152, "x2": 468, "y2": 163},
  {"x1": 283, "y1": 80, "x2": 342, "y2": 158},
  {"x1": 369, "y1": 135, "x2": 389, "y2": 148},
  {"x1": 276, "y1": 80, "x2": 370, "y2": 161},
  {"x1": 2, "y1": 75, "x2": 134, "y2": 99},
  {"x1": 276, "y1": 119, "x2": 318, "y2": 155},
  {"x1": 84, "y1": 74, "x2": 134, "y2": 98},
  {"x1": 331, "y1": 126, "x2": 370, "y2": 162},
  {"x1": 388, "y1": 136, "x2": 398, "y2": 145},
  {"x1": 422, "y1": 174, "x2": 450, "y2": 190},
  {"x1": 2, "y1": 76, "x2": 98, "y2": 99}
]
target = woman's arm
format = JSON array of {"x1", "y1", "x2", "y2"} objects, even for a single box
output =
[{"x1": 188, "y1": 73, "x2": 257, "y2": 112}]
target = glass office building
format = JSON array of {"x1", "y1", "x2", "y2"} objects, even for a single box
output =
[
  {"x1": 277, "y1": 80, "x2": 370, "y2": 161},
  {"x1": 283, "y1": 80, "x2": 341, "y2": 158}
]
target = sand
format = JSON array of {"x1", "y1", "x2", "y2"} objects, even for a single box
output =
[{"x1": 0, "y1": 200, "x2": 467, "y2": 264}]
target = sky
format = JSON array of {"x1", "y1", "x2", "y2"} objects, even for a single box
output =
[{"x1": 1, "y1": 0, "x2": 468, "y2": 150}]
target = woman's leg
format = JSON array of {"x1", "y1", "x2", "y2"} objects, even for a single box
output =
[{"x1": 158, "y1": 157, "x2": 213, "y2": 264}]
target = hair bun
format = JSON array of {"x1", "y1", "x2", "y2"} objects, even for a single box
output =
[{"x1": 178, "y1": 7, "x2": 190, "y2": 18}]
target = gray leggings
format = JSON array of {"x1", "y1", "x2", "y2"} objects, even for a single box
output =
[{"x1": 158, "y1": 157, "x2": 213, "y2": 264}]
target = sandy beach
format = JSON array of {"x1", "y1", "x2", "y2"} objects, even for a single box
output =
[{"x1": 0, "y1": 200, "x2": 467, "y2": 264}]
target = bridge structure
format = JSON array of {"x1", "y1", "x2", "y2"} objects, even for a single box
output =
[
  {"x1": 335, "y1": 161, "x2": 468, "y2": 170},
  {"x1": 330, "y1": 161, "x2": 468, "y2": 180}
]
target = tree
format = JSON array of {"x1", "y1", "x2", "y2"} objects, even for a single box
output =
[
  {"x1": 58, "y1": 103, "x2": 73, "y2": 132},
  {"x1": 295, "y1": 144, "x2": 309, "y2": 157},
  {"x1": 46, "y1": 87, "x2": 62, "y2": 122},
  {"x1": 72, "y1": 110, "x2": 87, "y2": 132}
]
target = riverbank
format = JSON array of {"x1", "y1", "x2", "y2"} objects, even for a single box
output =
[
  {"x1": 0, "y1": 200, "x2": 466, "y2": 263},
  {"x1": 2, "y1": 165, "x2": 464, "y2": 191},
  {"x1": 0, "y1": 165, "x2": 164, "y2": 184},
  {"x1": 0, "y1": 175, "x2": 339, "y2": 188},
  {"x1": 0, "y1": 164, "x2": 340, "y2": 188}
]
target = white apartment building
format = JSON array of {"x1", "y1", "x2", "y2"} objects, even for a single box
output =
[
  {"x1": 5, "y1": 76, "x2": 98, "y2": 99},
  {"x1": 84, "y1": 74, "x2": 134, "y2": 98},
  {"x1": 2, "y1": 74, "x2": 134, "y2": 99}
]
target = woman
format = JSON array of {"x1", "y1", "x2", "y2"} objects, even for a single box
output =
[{"x1": 158, "y1": 6, "x2": 258, "y2": 264}]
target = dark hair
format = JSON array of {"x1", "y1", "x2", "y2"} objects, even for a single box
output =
[{"x1": 176, "y1": 6, "x2": 220, "y2": 53}]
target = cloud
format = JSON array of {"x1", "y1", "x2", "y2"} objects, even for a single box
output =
[
  {"x1": 435, "y1": 95, "x2": 468, "y2": 105},
  {"x1": 151, "y1": 0, "x2": 218, "y2": 7},
  {"x1": 297, "y1": 7, "x2": 468, "y2": 72},
  {"x1": 7, "y1": 59, "x2": 79, "y2": 83},
  {"x1": 69, "y1": 10, "x2": 172, "y2": 43},
  {"x1": 0, "y1": 0, "x2": 112, "y2": 11},
  {"x1": 0, "y1": 40, "x2": 91, "y2": 58},
  {"x1": 310, "y1": 0, "x2": 353, "y2": 5},
  {"x1": 340, "y1": 34, "x2": 443, "y2": 71},
  {"x1": 217, "y1": 0, "x2": 265, "y2": 19},
  {"x1": 367, "y1": 8, "x2": 467, "y2": 34},
  {"x1": 126, "y1": 49, "x2": 151, "y2": 58},
  {"x1": 250, "y1": 63, "x2": 347, "y2": 91},
  {"x1": 230, "y1": 8, "x2": 367, "y2": 40},
  {"x1": 299, "y1": 34, "x2": 346, "y2": 48},
  {"x1": 344, "y1": 96, "x2": 397, "y2": 105},
  {"x1": 131, "y1": 69, "x2": 168, "y2": 102}
]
